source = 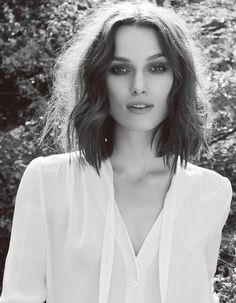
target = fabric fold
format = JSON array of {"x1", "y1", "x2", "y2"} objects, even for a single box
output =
[
  {"x1": 100, "y1": 157, "x2": 180, "y2": 303},
  {"x1": 99, "y1": 193, "x2": 115, "y2": 303},
  {"x1": 158, "y1": 160, "x2": 180, "y2": 303}
]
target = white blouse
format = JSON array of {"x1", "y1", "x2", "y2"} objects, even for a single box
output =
[{"x1": 0, "y1": 152, "x2": 232, "y2": 303}]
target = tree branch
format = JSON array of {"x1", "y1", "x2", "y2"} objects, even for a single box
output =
[{"x1": 211, "y1": 126, "x2": 236, "y2": 144}]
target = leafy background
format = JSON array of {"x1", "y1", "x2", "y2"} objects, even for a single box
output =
[{"x1": 0, "y1": 0, "x2": 235, "y2": 301}]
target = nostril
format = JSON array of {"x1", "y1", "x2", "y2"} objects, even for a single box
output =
[{"x1": 132, "y1": 89, "x2": 146, "y2": 95}]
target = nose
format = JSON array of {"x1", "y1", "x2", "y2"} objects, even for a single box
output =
[
  {"x1": 132, "y1": 88, "x2": 146, "y2": 95},
  {"x1": 130, "y1": 71, "x2": 147, "y2": 96}
]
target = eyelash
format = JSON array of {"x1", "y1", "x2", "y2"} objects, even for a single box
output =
[{"x1": 110, "y1": 64, "x2": 168, "y2": 75}]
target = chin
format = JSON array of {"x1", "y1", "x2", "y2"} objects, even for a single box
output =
[
  {"x1": 112, "y1": 115, "x2": 166, "y2": 133},
  {"x1": 124, "y1": 123, "x2": 161, "y2": 132}
]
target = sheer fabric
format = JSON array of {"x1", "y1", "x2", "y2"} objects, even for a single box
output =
[{"x1": 0, "y1": 153, "x2": 232, "y2": 303}]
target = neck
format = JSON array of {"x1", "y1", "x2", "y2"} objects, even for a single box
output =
[{"x1": 110, "y1": 125, "x2": 167, "y2": 178}]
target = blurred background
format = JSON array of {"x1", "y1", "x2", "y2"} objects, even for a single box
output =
[{"x1": 0, "y1": 0, "x2": 235, "y2": 301}]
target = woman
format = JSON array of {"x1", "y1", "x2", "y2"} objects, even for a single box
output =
[{"x1": 0, "y1": 1, "x2": 232, "y2": 303}]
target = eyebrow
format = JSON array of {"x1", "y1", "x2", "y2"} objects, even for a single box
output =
[{"x1": 112, "y1": 53, "x2": 166, "y2": 62}]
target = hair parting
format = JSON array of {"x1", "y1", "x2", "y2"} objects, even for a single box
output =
[{"x1": 37, "y1": 1, "x2": 214, "y2": 176}]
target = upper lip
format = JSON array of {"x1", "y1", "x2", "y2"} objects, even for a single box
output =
[{"x1": 127, "y1": 102, "x2": 154, "y2": 107}]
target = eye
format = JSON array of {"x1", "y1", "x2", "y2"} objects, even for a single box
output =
[
  {"x1": 149, "y1": 64, "x2": 167, "y2": 73},
  {"x1": 110, "y1": 65, "x2": 130, "y2": 75}
]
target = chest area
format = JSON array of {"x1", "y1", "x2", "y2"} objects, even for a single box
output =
[{"x1": 113, "y1": 174, "x2": 171, "y2": 256}]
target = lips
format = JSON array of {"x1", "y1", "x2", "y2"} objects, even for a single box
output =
[
  {"x1": 126, "y1": 103, "x2": 154, "y2": 114},
  {"x1": 126, "y1": 102, "x2": 154, "y2": 109}
]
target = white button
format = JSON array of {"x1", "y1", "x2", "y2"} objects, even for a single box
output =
[{"x1": 132, "y1": 280, "x2": 139, "y2": 287}]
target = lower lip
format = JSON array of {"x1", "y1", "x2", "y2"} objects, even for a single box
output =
[{"x1": 127, "y1": 106, "x2": 154, "y2": 114}]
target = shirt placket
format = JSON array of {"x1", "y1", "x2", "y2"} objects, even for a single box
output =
[
  {"x1": 114, "y1": 204, "x2": 152, "y2": 303},
  {"x1": 125, "y1": 259, "x2": 143, "y2": 303}
]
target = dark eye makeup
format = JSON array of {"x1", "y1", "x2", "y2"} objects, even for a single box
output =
[
  {"x1": 109, "y1": 62, "x2": 169, "y2": 75},
  {"x1": 110, "y1": 65, "x2": 130, "y2": 74}
]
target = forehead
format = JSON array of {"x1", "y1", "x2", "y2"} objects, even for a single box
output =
[{"x1": 113, "y1": 25, "x2": 163, "y2": 57}]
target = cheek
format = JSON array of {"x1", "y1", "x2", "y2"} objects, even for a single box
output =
[
  {"x1": 161, "y1": 73, "x2": 174, "y2": 89},
  {"x1": 105, "y1": 79, "x2": 116, "y2": 103},
  {"x1": 166, "y1": 73, "x2": 174, "y2": 92},
  {"x1": 105, "y1": 78, "x2": 127, "y2": 106},
  {"x1": 154, "y1": 76, "x2": 173, "y2": 102}
]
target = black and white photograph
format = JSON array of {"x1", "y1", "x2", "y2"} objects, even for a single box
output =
[{"x1": 0, "y1": 0, "x2": 235, "y2": 302}]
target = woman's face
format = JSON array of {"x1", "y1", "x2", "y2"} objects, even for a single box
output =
[{"x1": 104, "y1": 25, "x2": 174, "y2": 133}]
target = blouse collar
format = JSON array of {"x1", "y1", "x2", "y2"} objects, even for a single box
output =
[{"x1": 99, "y1": 157, "x2": 182, "y2": 303}]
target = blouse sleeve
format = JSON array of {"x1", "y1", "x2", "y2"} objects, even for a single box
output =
[
  {"x1": 205, "y1": 177, "x2": 232, "y2": 303},
  {"x1": 0, "y1": 157, "x2": 47, "y2": 303}
]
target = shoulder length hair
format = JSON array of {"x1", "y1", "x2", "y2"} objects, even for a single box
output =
[{"x1": 38, "y1": 0, "x2": 213, "y2": 176}]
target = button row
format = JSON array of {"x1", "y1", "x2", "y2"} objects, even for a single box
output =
[{"x1": 132, "y1": 280, "x2": 139, "y2": 287}]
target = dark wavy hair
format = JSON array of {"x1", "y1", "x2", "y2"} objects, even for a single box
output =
[{"x1": 38, "y1": 1, "x2": 213, "y2": 176}]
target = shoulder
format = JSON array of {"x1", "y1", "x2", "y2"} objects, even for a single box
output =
[
  {"x1": 27, "y1": 151, "x2": 104, "y2": 180},
  {"x1": 180, "y1": 161, "x2": 232, "y2": 211},
  {"x1": 24, "y1": 152, "x2": 94, "y2": 182},
  {"x1": 27, "y1": 152, "x2": 84, "y2": 171},
  {"x1": 184, "y1": 162, "x2": 231, "y2": 193}
]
